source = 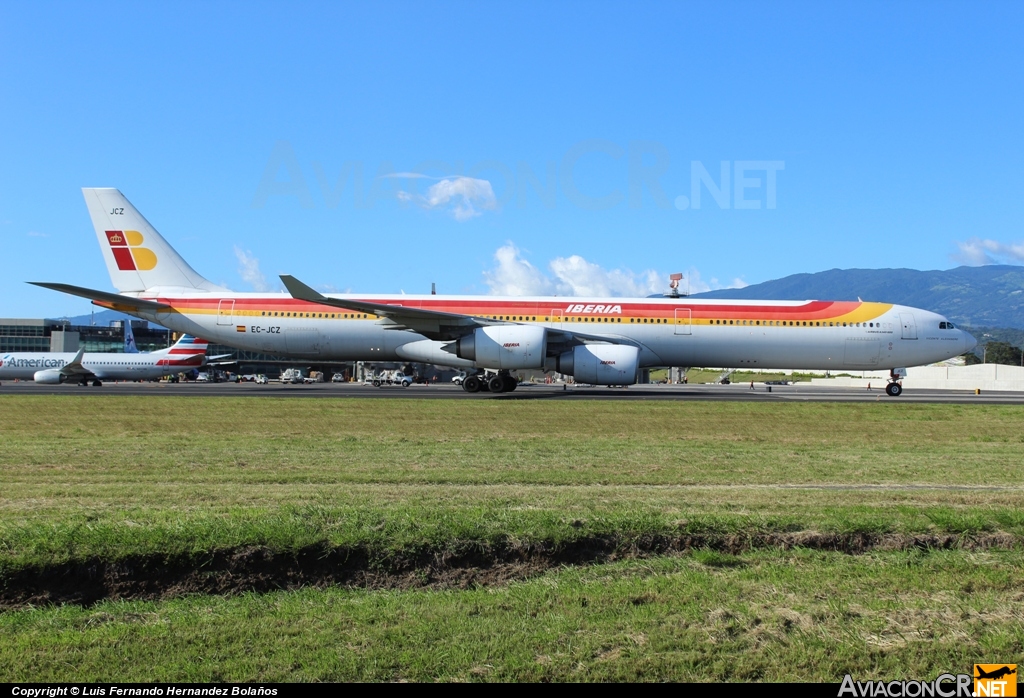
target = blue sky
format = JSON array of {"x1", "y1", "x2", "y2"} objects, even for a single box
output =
[{"x1": 2, "y1": 1, "x2": 1023, "y2": 317}]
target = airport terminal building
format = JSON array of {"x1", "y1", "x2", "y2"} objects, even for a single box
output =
[{"x1": 0, "y1": 317, "x2": 171, "y2": 354}]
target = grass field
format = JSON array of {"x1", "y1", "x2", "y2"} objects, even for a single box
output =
[{"x1": 1, "y1": 396, "x2": 1022, "y2": 681}]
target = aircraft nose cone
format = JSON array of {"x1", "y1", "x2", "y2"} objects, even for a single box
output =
[{"x1": 963, "y1": 331, "x2": 978, "y2": 353}]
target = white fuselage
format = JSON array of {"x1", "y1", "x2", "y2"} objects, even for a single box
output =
[
  {"x1": 118, "y1": 293, "x2": 974, "y2": 371},
  {"x1": 0, "y1": 352, "x2": 190, "y2": 381}
]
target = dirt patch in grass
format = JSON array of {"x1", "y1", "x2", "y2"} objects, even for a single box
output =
[{"x1": 1, "y1": 531, "x2": 1018, "y2": 609}]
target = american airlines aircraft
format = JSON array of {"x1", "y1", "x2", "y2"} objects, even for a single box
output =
[
  {"x1": 0, "y1": 334, "x2": 210, "y2": 386},
  {"x1": 33, "y1": 188, "x2": 976, "y2": 397}
]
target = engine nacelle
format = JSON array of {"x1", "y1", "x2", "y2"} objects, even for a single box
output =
[
  {"x1": 454, "y1": 325, "x2": 547, "y2": 370},
  {"x1": 556, "y1": 344, "x2": 640, "y2": 385},
  {"x1": 396, "y1": 339, "x2": 475, "y2": 368},
  {"x1": 33, "y1": 369, "x2": 65, "y2": 384}
]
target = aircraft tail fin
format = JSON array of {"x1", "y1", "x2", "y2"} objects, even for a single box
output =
[
  {"x1": 82, "y1": 188, "x2": 228, "y2": 294},
  {"x1": 124, "y1": 320, "x2": 139, "y2": 353},
  {"x1": 152, "y1": 334, "x2": 210, "y2": 357}
]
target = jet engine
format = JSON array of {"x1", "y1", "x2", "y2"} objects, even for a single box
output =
[
  {"x1": 33, "y1": 369, "x2": 65, "y2": 384},
  {"x1": 555, "y1": 344, "x2": 640, "y2": 385},
  {"x1": 452, "y1": 325, "x2": 547, "y2": 369}
]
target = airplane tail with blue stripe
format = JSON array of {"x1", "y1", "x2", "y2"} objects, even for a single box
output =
[
  {"x1": 124, "y1": 321, "x2": 139, "y2": 353},
  {"x1": 150, "y1": 334, "x2": 211, "y2": 368},
  {"x1": 151, "y1": 334, "x2": 210, "y2": 357}
]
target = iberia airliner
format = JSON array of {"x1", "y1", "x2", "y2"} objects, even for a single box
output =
[{"x1": 33, "y1": 189, "x2": 976, "y2": 396}]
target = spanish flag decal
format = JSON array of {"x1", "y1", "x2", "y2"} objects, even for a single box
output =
[{"x1": 236, "y1": 325, "x2": 246, "y2": 333}]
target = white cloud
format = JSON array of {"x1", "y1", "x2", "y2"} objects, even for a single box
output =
[
  {"x1": 483, "y1": 244, "x2": 555, "y2": 296},
  {"x1": 233, "y1": 246, "x2": 271, "y2": 291},
  {"x1": 952, "y1": 238, "x2": 1024, "y2": 265},
  {"x1": 548, "y1": 255, "x2": 665, "y2": 297},
  {"x1": 483, "y1": 243, "x2": 745, "y2": 297},
  {"x1": 395, "y1": 175, "x2": 497, "y2": 221}
]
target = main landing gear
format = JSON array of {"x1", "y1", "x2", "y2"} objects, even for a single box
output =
[
  {"x1": 885, "y1": 368, "x2": 905, "y2": 397},
  {"x1": 462, "y1": 371, "x2": 518, "y2": 393}
]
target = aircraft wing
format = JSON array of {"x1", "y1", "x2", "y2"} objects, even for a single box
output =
[
  {"x1": 58, "y1": 349, "x2": 96, "y2": 380},
  {"x1": 279, "y1": 274, "x2": 643, "y2": 350},
  {"x1": 29, "y1": 282, "x2": 172, "y2": 313},
  {"x1": 280, "y1": 275, "x2": 494, "y2": 341}
]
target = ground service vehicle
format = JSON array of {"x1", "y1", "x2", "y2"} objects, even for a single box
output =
[
  {"x1": 280, "y1": 368, "x2": 306, "y2": 384},
  {"x1": 369, "y1": 370, "x2": 412, "y2": 387}
]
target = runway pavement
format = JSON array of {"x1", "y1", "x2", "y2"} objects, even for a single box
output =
[{"x1": 2, "y1": 380, "x2": 1023, "y2": 403}]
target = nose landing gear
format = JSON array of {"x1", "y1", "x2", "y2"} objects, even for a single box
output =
[{"x1": 885, "y1": 368, "x2": 906, "y2": 397}]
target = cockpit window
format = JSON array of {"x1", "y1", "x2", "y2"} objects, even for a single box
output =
[{"x1": 939, "y1": 322, "x2": 956, "y2": 330}]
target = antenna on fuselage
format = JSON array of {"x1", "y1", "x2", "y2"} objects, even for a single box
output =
[
  {"x1": 431, "y1": 282, "x2": 436, "y2": 295},
  {"x1": 665, "y1": 272, "x2": 687, "y2": 298}
]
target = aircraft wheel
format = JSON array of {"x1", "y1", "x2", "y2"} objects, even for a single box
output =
[
  {"x1": 92, "y1": 380, "x2": 102, "y2": 387},
  {"x1": 464, "y1": 375, "x2": 482, "y2": 393},
  {"x1": 886, "y1": 382, "x2": 902, "y2": 397},
  {"x1": 502, "y1": 375, "x2": 517, "y2": 392},
  {"x1": 488, "y1": 375, "x2": 506, "y2": 393}
]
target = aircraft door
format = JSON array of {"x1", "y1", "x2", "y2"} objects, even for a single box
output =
[
  {"x1": 217, "y1": 299, "x2": 235, "y2": 326},
  {"x1": 549, "y1": 309, "x2": 562, "y2": 329},
  {"x1": 900, "y1": 312, "x2": 917, "y2": 340},
  {"x1": 674, "y1": 308, "x2": 692, "y2": 335}
]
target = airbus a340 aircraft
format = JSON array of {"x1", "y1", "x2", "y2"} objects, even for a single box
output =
[
  {"x1": 0, "y1": 334, "x2": 211, "y2": 386},
  {"x1": 33, "y1": 188, "x2": 976, "y2": 396}
]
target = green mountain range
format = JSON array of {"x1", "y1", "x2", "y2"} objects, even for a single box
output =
[{"x1": 694, "y1": 265, "x2": 1024, "y2": 329}]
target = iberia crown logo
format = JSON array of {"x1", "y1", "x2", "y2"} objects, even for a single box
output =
[{"x1": 105, "y1": 230, "x2": 157, "y2": 271}]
